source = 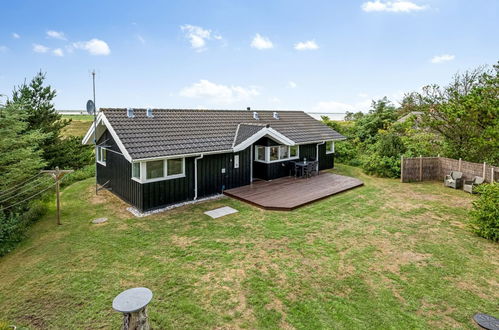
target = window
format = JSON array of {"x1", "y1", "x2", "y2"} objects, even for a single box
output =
[
  {"x1": 132, "y1": 162, "x2": 140, "y2": 179},
  {"x1": 279, "y1": 145, "x2": 289, "y2": 159},
  {"x1": 256, "y1": 146, "x2": 266, "y2": 161},
  {"x1": 167, "y1": 158, "x2": 183, "y2": 176},
  {"x1": 97, "y1": 146, "x2": 107, "y2": 165},
  {"x1": 146, "y1": 160, "x2": 164, "y2": 180},
  {"x1": 269, "y1": 146, "x2": 279, "y2": 161},
  {"x1": 326, "y1": 141, "x2": 334, "y2": 154},
  {"x1": 234, "y1": 155, "x2": 239, "y2": 169},
  {"x1": 255, "y1": 145, "x2": 299, "y2": 163},
  {"x1": 134, "y1": 158, "x2": 186, "y2": 183}
]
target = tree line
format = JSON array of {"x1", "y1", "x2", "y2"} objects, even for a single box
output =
[
  {"x1": 0, "y1": 72, "x2": 94, "y2": 255},
  {"x1": 324, "y1": 62, "x2": 498, "y2": 178}
]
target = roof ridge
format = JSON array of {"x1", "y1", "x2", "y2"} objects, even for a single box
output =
[{"x1": 100, "y1": 108, "x2": 304, "y2": 113}]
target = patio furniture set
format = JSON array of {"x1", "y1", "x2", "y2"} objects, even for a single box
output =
[
  {"x1": 444, "y1": 171, "x2": 485, "y2": 194},
  {"x1": 291, "y1": 159, "x2": 319, "y2": 178}
]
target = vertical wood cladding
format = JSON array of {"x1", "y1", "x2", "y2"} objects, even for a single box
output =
[{"x1": 96, "y1": 131, "x2": 143, "y2": 209}]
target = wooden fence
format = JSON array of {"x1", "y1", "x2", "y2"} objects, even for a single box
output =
[{"x1": 401, "y1": 156, "x2": 498, "y2": 183}]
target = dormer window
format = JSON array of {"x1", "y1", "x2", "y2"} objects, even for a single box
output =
[
  {"x1": 146, "y1": 108, "x2": 153, "y2": 117},
  {"x1": 253, "y1": 111, "x2": 259, "y2": 120},
  {"x1": 127, "y1": 108, "x2": 134, "y2": 118}
]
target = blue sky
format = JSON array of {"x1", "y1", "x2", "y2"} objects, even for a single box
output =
[{"x1": 1, "y1": 0, "x2": 498, "y2": 118}]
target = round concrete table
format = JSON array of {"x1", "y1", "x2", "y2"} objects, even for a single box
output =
[{"x1": 113, "y1": 287, "x2": 153, "y2": 330}]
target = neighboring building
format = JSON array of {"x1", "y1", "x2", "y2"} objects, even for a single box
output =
[{"x1": 82, "y1": 108, "x2": 346, "y2": 211}]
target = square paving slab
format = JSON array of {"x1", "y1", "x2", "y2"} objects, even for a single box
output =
[{"x1": 204, "y1": 206, "x2": 239, "y2": 219}]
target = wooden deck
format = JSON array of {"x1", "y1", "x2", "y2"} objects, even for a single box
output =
[{"x1": 224, "y1": 172, "x2": 363, "y2": 211}]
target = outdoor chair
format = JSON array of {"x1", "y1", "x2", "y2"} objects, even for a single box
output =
[
  {"x1": 463, "y1": 176, "x2": 484, "y2": 194},
  {"x1": 444, "y1": 171, "x2": 463, "y2": 189},
  {"x1": 303, "y1": 162, "x2": 317, "y2": 178}
]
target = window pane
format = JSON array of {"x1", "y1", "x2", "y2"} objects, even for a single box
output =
[
  {"x1": 167, "y1": 158, "x2": 183, "y2": 176},
  {"x1": 290, "y1": 146, "x2": 298, "y2": 157},
  {"x1": 256, "y1": 146, "x2": 265, "y2": 161},
  {"x1": 146, "y1": 160, "x2": 164, "y2": 179},
  {"x1": 326, "y1": 141, "x2": 333, "y2": 152},
  {"x1": 102, "y1": 148, "x2": 107, "y2": 162},
  {"x1": 96, "y1": 147, "x2": 101, "y2": 162},
  {"x1": 279, "y1": 145, "x2": 289, "y2": 159},
  {"x1": 270, "y1": 146, "x2": 279, "y2": 161},
  {"x1": 132, "y1": 162, "x2": 140, "y2": 179}
]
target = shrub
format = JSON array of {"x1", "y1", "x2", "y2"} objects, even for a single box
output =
[
  {"x1": 469, "y1": 184, "x2": 499, "y2": 242},
  {"x1": 61, "y1": 164, "x2": 95, "y2": 188}
]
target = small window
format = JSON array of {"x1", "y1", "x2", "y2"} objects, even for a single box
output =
[
  {"x1": 269, "y1": 146, "x2": 279, "y2": 161},
  {"x1": 256, "y1": 146, "x2": 266, "y2": 161},
  {"x1": 290, "y1": 145, "x2": 298, "y2": 158},
  {"x1": 132, "y1": 162, "x2": 141, "y2": 179},
  {"x1": 146, "y1": 160, "x2": 164, "y2": 179},
  {"x1": 234, "y1": 155, "x2": 240, "y2": 169},
  {"x1": 326, "y1": 141, "x2": 334, "y2": 154},
  {"x1": 167, "y1": 158, "x2": 183, "y2": 176},
  {"x1": 97, "y1": 146, "x2": 107, "y2": 165}
]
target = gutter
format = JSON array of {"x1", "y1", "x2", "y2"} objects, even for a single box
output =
[
  {"x1": 316, "y1": 141, "x2": 325, "y2": 172},
  {"x1": 194, "y1": 154, "x2": 204, "y2": 200}
]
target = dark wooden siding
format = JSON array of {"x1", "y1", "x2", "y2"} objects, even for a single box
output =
[
  {"x1": 254, "y1": 136, "x2": 280, "y2": 146},
  {"x1": 197, "y1": 148, "x2": 251, "y2": 196},
  {"x1": 96, "y1": 131, "x2": 143, "y2": 210}
]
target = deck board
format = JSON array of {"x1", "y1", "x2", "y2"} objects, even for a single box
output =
[{"x1": 224, "y1": 172, "x2": 363, "y2": 210}]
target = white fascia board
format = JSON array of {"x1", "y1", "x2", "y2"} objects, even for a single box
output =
[
  {"x1": 82, "y1": 112, "x2": 103, "y2": 145},
  {"x1": 233, "y1": 127, "x2": 295, "y2": 152}
]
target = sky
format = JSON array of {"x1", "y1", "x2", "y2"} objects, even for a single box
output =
[{"x1": 0, "y1": 0, "x2": 498, "y2": 119}]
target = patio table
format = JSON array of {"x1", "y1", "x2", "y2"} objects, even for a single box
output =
[{"x1": 292, "y1": 161, "x2": 312, "y2": 178}]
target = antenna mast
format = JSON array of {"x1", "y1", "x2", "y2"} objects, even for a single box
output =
[{"x1": 92, "y1": 70, "x2": 97, "y2": 195}]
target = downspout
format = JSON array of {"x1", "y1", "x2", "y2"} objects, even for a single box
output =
[
  {"x1": 316, "y1": 141, "x2": 325, "y2": 172},
  {"x1": 194, "y1": 154, "x2": 204, "y2": 200}
]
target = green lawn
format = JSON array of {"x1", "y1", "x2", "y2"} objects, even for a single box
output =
[{"x1": 0, "y1": 165, "x2": 497, "y2": 329}]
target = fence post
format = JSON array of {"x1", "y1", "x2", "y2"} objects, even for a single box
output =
[
  {"x1": 400, "y1": 156, "x2": 404, "y2": 183},
  {"x1": 491, "y1": 167, "x2": 495, "y2": 184},
  {"x1": 483, "y1": 162, "x2": 486, "y2": 181},
  {"x1": 419, "y1": 155, "x2": 423, "y2": 182},
  {"x1": 458, "y1": 158, "x2": 462, "y2": 172}
]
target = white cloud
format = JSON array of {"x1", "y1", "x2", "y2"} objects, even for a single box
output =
[
  {"x1": 47, "y1": 30, "x2": 66, "y2": 40},
  {"x1": 181, "y1": 25, "x2": 214, "y2": 51},
  {"x1": 72, "y1": 39, "x2": 110, "y2": 55},
  {"x1": 251, "y1": 33, "x2": 273, "y2": 50},
  {"x1": 52, "y1": 48, "x2": 64, "y2": 57},
  {"x1": 294, "y1": 40, "x2": 319, "y2": 51},
  {"x1": 288, "y1": 81, "x2": 297, "y2": 88},
  {"x1": 33, "y1": 44, "x2": 49, "y2": 53},
  {"x1": 12, "y1": 33, "x2": 20, "y2": 39},
  {"x1": 180, "y1": 79, "x2": 259, "y2": 104},
  {"x1": 0, "y1": 46, "x2": 8, "y2": 53},
  {"x1": 361, "y1": 1, "x2": 427, "y2": 13},
  {"x1": 136, "y1": 34, "x2": 146, "y2": 44},
  {"x1": 358, "y1": 92, "x2": 369, "y2": 98},
  {"x1": 430, "y1": 54, "x2": 455, "y2": 63}
]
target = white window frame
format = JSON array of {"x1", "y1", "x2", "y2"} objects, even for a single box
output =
[
  {"x1": 254, "y1": 145, "x2": 299, "y2": 164},
  {"x1": 326, "y1": 141, "x2": 335, "y2": 154},
  {"x1": 131, "y1": 158, "x2": 186, "y2": 183},
  {"x1": 96, "y1": 146, "x2": 107, "y2": 166}
]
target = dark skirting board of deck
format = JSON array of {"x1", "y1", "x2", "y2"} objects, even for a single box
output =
[{"x1": 224, "y1": 172, "x2": 363, "y2": 211}]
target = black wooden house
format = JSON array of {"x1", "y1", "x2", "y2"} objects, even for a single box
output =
[{"x1": 82, "y1": 108, "x2": 345, "y2": 211}]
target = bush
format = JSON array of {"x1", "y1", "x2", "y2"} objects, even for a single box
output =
[
  {"x1": 44, "y1": 136, "x2": 94, "y2": 170},
  {"x1": 61, "y1": 164, "x2": 95, "y2": 188},
  {"x1": 469, "y1": 184, "x2": 499, "y2": 242}
]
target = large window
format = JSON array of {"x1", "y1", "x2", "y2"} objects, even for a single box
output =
[
  {"x1": 167, "y1": 158, "x2": 183, "y2": 176},
  {"x1": 97, "y1": 146, "x2": 107, "y2": 165},
  {"x1": 146, "y1": 160, "x2": 164, "y2": 180},
  {"x1": 326, "y1": 141, "x2": 334, "y2": 154},
  {"x1": 255, "y1": 145, "x2": 299, "y2": 163},
  {"x1": 133, "y1": 158, "x2": 185, "y2": 183}
]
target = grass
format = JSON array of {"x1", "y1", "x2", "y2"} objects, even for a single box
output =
[
  {"x1": 0, "y1": 165, "x2": 497, "y2": 329},
  {"x1": 60, "y1": 115, "x2": 93, "y2": 138}
]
